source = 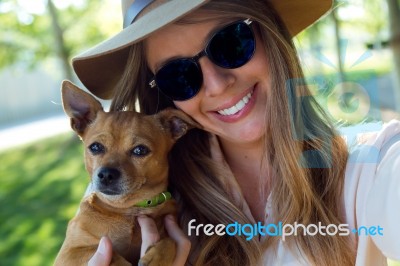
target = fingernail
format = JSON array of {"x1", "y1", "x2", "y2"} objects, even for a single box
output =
[{"x1": 98, "y1": 237, "x2": 106, "y2": 255}]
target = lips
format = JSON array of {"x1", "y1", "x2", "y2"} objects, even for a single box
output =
[
  {"x1": 217, "y1": 90, "x2": 253, "y2": 116},
  {"x1": 211, "y1": 85, "x2": 257, "y2": 123}
]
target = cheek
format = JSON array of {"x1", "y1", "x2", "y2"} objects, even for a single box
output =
[
  {"x1": 174, "y1": 99, "x2": 202, "y2": 121},
  {"x1": 253, "y1": 52, "x2": 270, "y2": 80},
  {"x1": 250, "y1": 32, "x2": 270, "y2": 76}
]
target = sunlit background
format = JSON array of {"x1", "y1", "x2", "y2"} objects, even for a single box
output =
[{"x1": 1, "y1": 0, "x2": 400, "y2": 265}]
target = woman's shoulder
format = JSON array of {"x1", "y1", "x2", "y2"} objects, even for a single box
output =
[
  {"x1": 342, "y1": 119, "x2": 400, "y2": 154},
  {"x1": 342, "y1": 119, "x2": 400, "y2": 262},
  {"x1": 342, "y1": 119, "x2": 400, "y2": 200},
  {"x1": 342, "y1": 119, "x2": 400, "y2": 212},
  {"x1": 337, "y1": 119, "x2": 400, "y2": 167}
]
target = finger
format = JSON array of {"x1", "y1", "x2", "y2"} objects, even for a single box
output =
[
  {"x1": 87, "y1": 236, "x2": 113, "y2": 266},
  {"x1": 164, "y1": 215, "x2": 191, "y2": 265},
  {"x1": 138, "y1": 215, "x2": 160, "y2": 257}
]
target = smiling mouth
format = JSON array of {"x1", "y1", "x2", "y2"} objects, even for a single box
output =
[{"x1": 217, "y1": 89, "x2": 254, "y2": 116}]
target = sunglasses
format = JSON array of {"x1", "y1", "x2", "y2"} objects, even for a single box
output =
[{"x1": 149, "y1": 19, "x2": 255, "y2": 101}]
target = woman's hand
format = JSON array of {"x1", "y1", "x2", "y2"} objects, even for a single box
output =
[
  {"x1": 88, "y1": 236, "x2": 113, "y2": 266},
  {"x1": 87, "y1": 214, "x2": 191, "y2": 265}
]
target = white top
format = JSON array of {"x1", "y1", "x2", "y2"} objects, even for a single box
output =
[{"x1": 260, "y1": 120, "x2": 400, "y2": 265}]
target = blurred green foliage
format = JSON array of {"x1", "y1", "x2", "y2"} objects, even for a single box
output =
[
  {"x1": 0, "y1": 0, "x2": 119, "y2": 70},
  {"x1": 0, "y1": 133, "x2": 87, "y2": 265}
]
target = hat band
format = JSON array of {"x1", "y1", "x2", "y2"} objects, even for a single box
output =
[{"x1": 123, "y1": 0, "x2": 155, "y2": 28}]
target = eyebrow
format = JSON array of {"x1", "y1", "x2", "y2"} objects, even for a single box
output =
[{"x1": 153, "y1": 19, "x2": 234, "y2": 72}]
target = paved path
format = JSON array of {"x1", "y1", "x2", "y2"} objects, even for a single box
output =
[{"x1": 0, "y1": 115, "x2": 71, "y2": 152}]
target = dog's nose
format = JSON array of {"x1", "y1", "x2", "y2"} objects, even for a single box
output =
[{"x1": 97, "y1": 167, "x2": 121, "y2": 186}]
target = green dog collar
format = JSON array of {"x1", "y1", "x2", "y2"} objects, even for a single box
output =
[{"x1": 134, "y1": 191, "x2": 172, "y2": 207}]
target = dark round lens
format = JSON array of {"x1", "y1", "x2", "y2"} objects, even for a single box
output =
[
  {"x1": 207, "y1": 22, "x2": 255, "y2": 69},
  {"x1": 155, "y1": 59, "x2": 203, "y2": 101}
]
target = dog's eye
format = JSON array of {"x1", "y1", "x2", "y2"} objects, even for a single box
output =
[
  {"x1": 131, "y1": 145, "x2": 150, "y2": 157},
  {"x1": 89, "y1": 142, "x2": 105, "y2": 155}
]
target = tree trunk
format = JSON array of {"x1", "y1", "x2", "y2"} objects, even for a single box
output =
[
  {"x1": 308, "y1": 24, "x2": 325, "y2": 76},
  {"x1": 331, "y1": 5, "x2": 346, "y2": 83},
  {"x1": 47, "y1": 0, "x2": 74, "y2": 81},
  {"x1": 387, "y1": 0, "x2": 400, "y2": 111}
]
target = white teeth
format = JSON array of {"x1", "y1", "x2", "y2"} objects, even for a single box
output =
[{"x1": 217, "y1": 91, "x2": 253, "y2": 116}]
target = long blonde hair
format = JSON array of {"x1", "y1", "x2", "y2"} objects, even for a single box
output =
[{"x1": 111, "y1": 0, "x2": 355, "y2": 265}]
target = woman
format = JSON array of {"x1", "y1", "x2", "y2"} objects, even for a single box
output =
[{"x1": 72, "y1": 0, "x2": 400, "y2": 265}]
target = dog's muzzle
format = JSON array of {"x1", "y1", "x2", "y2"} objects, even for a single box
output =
[{"x1": 94, "y1": 167, "x2": 122, "y2": 195}]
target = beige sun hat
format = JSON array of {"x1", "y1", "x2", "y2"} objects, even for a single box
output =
[{"x1": 72, "y1": 0, "x2": 332, "y2": 100}]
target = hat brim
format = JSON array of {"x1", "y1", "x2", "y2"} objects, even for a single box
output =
[{"x1": 72, "y1": 0, "x2": 332, "y2": 100}]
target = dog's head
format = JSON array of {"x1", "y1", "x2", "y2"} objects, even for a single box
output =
[{"x1": 61, "y1": 80, "x2": 198, "y2": 208}]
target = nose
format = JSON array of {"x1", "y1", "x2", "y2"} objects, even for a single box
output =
[
  {"x1": 97, "y1": 167, "x2": 121, "y2": 186},
  {"x1": 199, "y1": 57, "x2": 235, "y2": 97}
]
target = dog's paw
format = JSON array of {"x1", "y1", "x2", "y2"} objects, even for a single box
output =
[
  {"x1": 138, "y1": 257, "x2": 151, "y2": 266},
  {"x1": 137, "y1": 247, "x2": 160, "y2": 266},
  {"x1": 138, "y1": 238, "x2": 176, "y2": 266}
]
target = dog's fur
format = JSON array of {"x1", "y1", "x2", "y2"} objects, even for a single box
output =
[{"x1": 54, "y1": 81, "x2": 197, "y2": 266}]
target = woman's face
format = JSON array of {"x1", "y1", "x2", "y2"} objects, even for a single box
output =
[{"x1": 145, "y1": 12, "x2": 271, "y2": 147}]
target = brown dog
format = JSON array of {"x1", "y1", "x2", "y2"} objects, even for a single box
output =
[{"x1": 54, "y1": 81, "x2": 197, "y2": 266}]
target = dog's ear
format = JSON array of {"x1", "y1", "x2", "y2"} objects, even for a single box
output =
[
  {"x1": 61, "y1": 80, "x2": 103, "y2": 135},
  {"x1": 155, "y1": 108, "x2": 201, "y2": 140}
]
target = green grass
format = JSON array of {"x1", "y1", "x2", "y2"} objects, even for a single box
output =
[
  {"x1": 1, "y1": 132, "x2": 399, "y2": 265},
  {"x1": 0, "y1": 133, "x2": 87, "y2": 266}
]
